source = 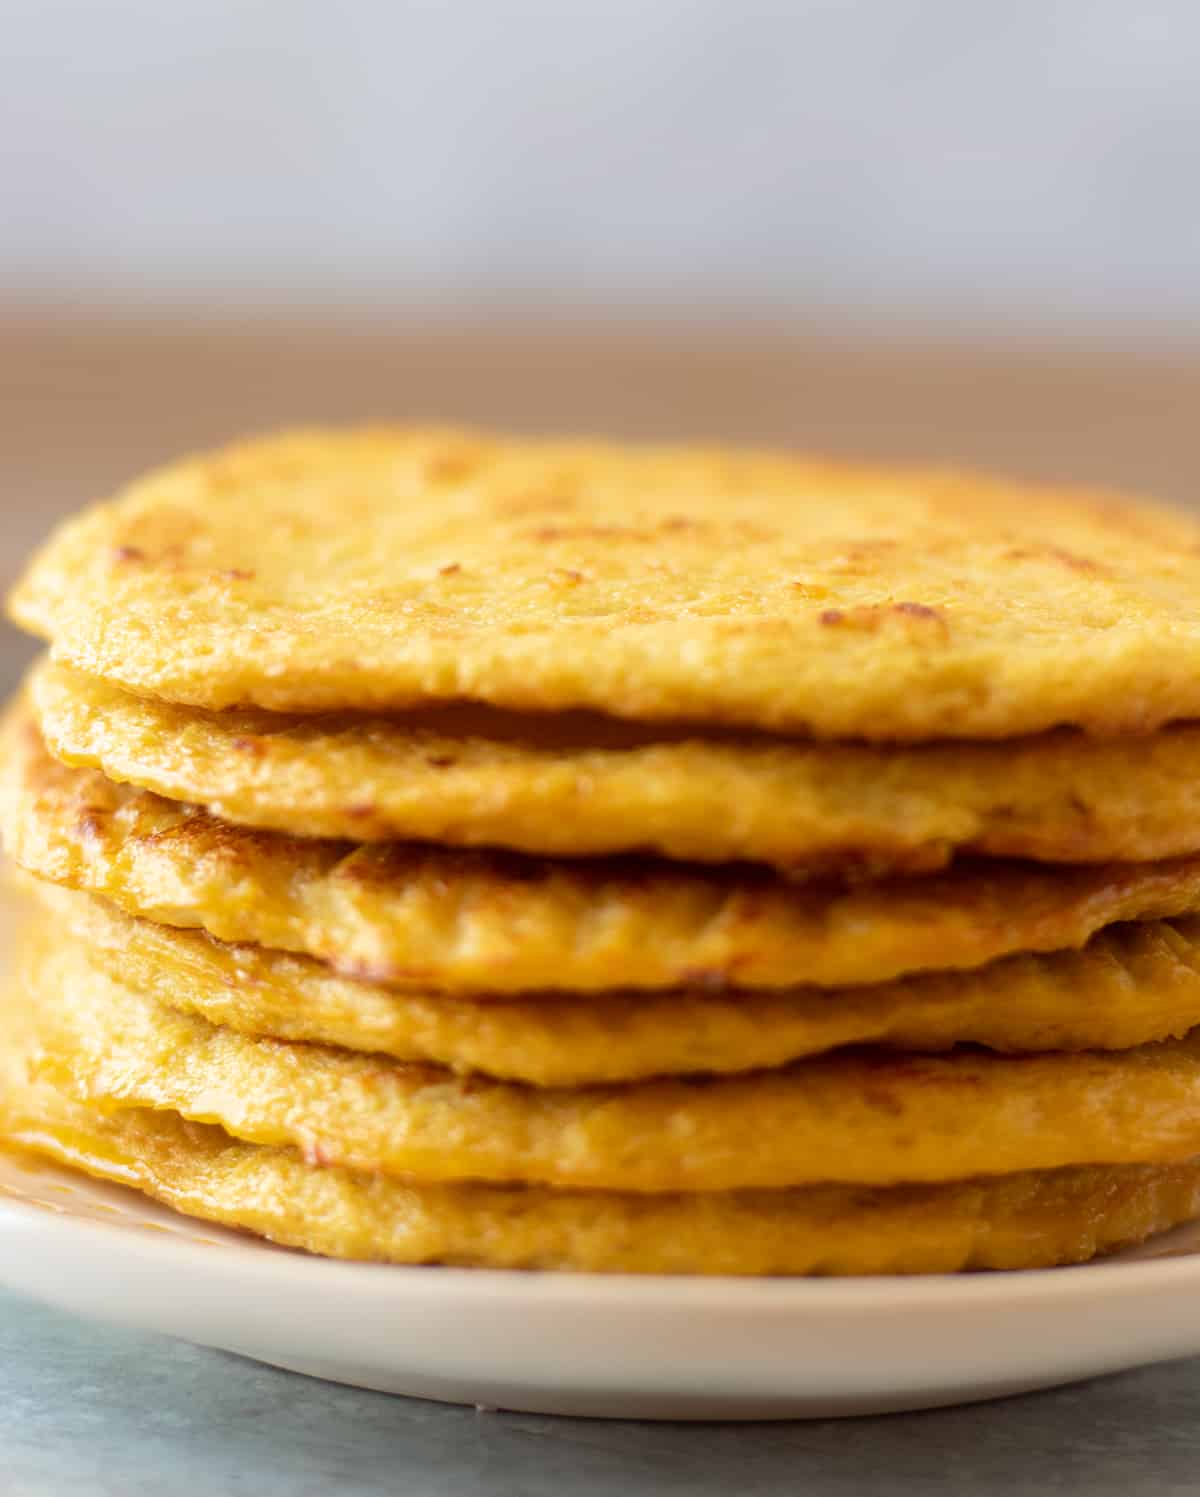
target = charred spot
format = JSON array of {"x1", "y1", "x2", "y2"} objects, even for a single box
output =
[
  {"x1": 820, "y1": 602, "x2": 947, "y2": 634},
  {"x1": 549, "y1": 567, "x2": 585, "y2": 585},
  {"x1": 345, "y1": 802, "x2": 379, "y2": 819},
  {"x1": 111, "y1": 545, "x2": 146, "y2": 563},
  {"x1": 437, "y1": 562, "x2": 463, "y2": 577},
  {"x1": 230, "y1": 736, "x2": 266, "y2": 757},
  {"x1": 221, "y1": 567, "x2": 256, "y2": 581},
  {"x1": 893, "y1": 601, "x2": 944, "y2": 623},
  {"x1": 425, "y1": 754, "x2": 458, "y2": 768}
]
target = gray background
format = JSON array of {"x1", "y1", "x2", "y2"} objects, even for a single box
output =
[{"x1": 5, "y1": 0, "x2": 1200, "y2": 340}]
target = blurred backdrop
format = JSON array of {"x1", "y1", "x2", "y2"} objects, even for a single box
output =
[{"x1": 4, "y1": 0, "x2": 1200, "y2": 687}]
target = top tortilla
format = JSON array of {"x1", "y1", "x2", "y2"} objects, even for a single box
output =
[{"x1": 11, "y1": 426, "x2": 1200, "y2": 738}]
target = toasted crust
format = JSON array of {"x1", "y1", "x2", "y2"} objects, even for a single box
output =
[
  {"x1": 11, "y1": 705, "x2": 1200, "y2": 993},
  {"x1": 26, "y1": 932, "x2": 1200, "y2": 1191},
  {"x1": 11, "y1": 427, "x2": 1200, "y2": 738},
  {"x1": 32, "y1": 657, "x2": 1200, "y2": 874},
  {"x1": 37, "y1": 883, "x2": 1200, "y2": 1085}
]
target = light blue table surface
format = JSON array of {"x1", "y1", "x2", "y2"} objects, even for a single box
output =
[{"x1": 4, "y1": 1286, "x2": 1200, "y2": 1496}]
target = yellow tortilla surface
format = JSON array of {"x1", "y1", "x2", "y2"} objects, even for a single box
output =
[
  {"x1": 10, "y1": 707, "x2": 1200, "y2": 994},
  {"x1": 12, "y1": 427, "x2": 1200, "y2": 738},
  {"x1": 41, "y1": 883, "x2": 1200, "y2": 1085},
  {"x1": 8, "y1": 1098, "x2": 1199, "y2": 1275},
  {"x1": 1, "y1": 997, "x2": 1196, "y2": 1273},
  {"x1": 28, "y1": 933, "x2": 1200, "y2": 1191},
  {"x1": 32, "y1": 657, "x2": 1200, "y2": 874}
]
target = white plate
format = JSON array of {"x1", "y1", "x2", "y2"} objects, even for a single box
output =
[{"x1": 5, "y1": 1149, "x2": 1200, "y2": 1420}]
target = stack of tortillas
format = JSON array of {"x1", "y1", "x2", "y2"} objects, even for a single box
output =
[{"x1": 7, "y1": 427, "x2": 1200, "y2": 1273}]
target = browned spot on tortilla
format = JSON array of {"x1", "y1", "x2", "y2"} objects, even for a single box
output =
[
  {"x1": 1048, "y1": 547, "x2": 1106, "y2": 574},
  {"x1": 1005, "y1": 545, "x2": 1108, "y2": 575},
  {"x1": 821, "y1": 602, "x2": 948, "y2": 634}
]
